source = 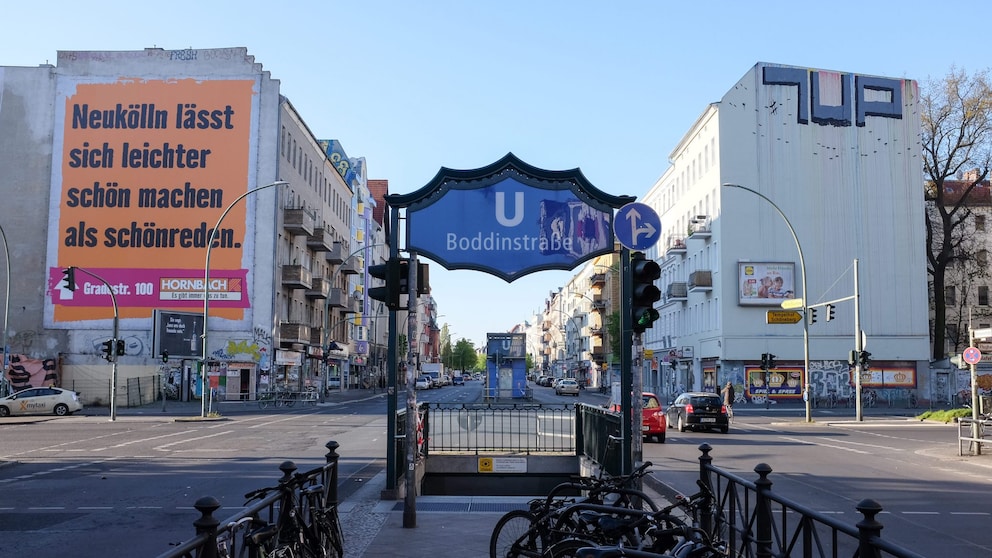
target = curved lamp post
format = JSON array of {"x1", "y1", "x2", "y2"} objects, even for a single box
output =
[
  {"x1": 723, "y1": 183, "x2": 811, "y2": 422},
  {"x1": 0, "y1": 226, "x2": 8, "y2": 396},
  {"x1": 201, "y1": 180, "x2": 288, "y2": 418}
]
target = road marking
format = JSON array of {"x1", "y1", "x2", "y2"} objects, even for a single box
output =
[{"x1": 776, "y1": 436, "x2": 872, "y2": 454}]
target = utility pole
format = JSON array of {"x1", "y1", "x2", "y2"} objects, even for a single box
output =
[{"x1": 403, "y1": 252, "x2": 419, "y2": 528}]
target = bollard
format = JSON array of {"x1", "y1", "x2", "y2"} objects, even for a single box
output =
[
  {"x1": 325, "y1": 440, "x2": 340, "y2": 507},
  {"x1": 754, "y1": 463, "x2": 773, "y2": 558},
  {"x1": 192, "y1": 496, "x2": 221, "y2": 558},
  {"x1": 278, "y1": 460, "x2": 297, "y2": 484},
  {"x1": 856, "y1": 499, "x2": 884, "y2": 558},
  {"x1": 697, "y1": 443, "x2": 714, "y2": 535}
]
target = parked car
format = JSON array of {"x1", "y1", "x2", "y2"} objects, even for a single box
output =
[
  {"x1": 555, "y1": 378, "x2": 580, "y2": 396},
  {"x1": 607, "y1": 392, "x2": 667, "y2": 443},
  {"x1": 415, "y1": 376, "x2": 431, "y2": 390},
  {"x1": 666, "y1": 392, "x2": 729, "y2": 433},
  {"x1": 452, "y1": 375, "x2": 465, "y2": 385},
  {"x1": 0, "y1": 386, "x2": 83, "y2": 417}
]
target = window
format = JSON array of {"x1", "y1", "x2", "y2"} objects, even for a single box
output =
[
  {"x1": 979, "y1": 250, "x2": 989, "y2": 267},
  {"x1": 980, "y1": 286, "x2": 989, "y2": 306},
  {"x1": 977, "y1": 215, "x2": 986, "y2": 232},
  {"x1": 945, "y1": 286, "x2": 956, "y2": 307}
]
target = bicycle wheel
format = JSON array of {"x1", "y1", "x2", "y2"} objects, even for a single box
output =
[
  {"x1": 490, "y1": 509, "x2": 545, "y2": 558},
  {"x1": 259, "y1": 396, "x2": 270, "y2": 410}
]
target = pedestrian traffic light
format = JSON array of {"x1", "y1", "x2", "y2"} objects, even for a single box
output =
[
  {"x1": 859, "y1": 350, "x2": 871, "y2": 371},
  {"x1": 807, "y1": 307, "x2": 818, "y2": 325},
  {"x1": 116, "y1": 339, "x2": 125, "y2": 356},
  {"x1": 100, "y1": 339, "x2": 115, "y2": 361},
  {"x1": 61, "y1": 267, "x2": 77, "y2": 291},
  {"x1": 826, "y1": 304, "x2": 835, "y2": 322},
  {"x1": 368, "y1": 258, "x2": 401, "y2": 310},
  {"x1": 161, "y1": 350, "x2": 169, "y2": 363},
  {"x1": 630, "y1": 251, "x2": 661, "y2": 333}
]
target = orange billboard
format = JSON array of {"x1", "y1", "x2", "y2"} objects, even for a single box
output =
[{"x1": 45, "y1": 77, "x2": 260, "y2": 325}]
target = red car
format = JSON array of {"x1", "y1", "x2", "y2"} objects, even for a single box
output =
[{"x1": 608, "y1": 392, "x2": 667, "y2": 443}]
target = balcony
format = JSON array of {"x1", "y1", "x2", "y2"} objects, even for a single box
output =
[
  {"x1": 283, "y1": 207, "x2": 315, "y2": 237},
  {"x1": 589, "y1": 326, "x2": 604, "y2": 337},
  {"x1": 306, "y1": 227, "x2": 335, "y2": 252},
  {"x1": 281, "y1": 265, "x2": 312, "y2": 290},
  {"x1": 590, "y1": 272, "x2": 606, "y2": 287},
  {"x1": 305, "y1": 277, "x2": 330, "y2": 299},
  {"x1": 688, "y1": 270, "x2": 713, "y2": 292},
  {"x1": 325, "y1": 241, "x2": 346, "y2": 264},
  {"x1": 279, "y1": 322, "x2": 311, "y2": 345},
  {"x1": 665, "y1": 235, "x2": 687, "y2": 256},
  {"x1": 687, "y1": 215, "x2": 711, "y2": 240},
  {"x1": 337, "y1": 259, "x2": 360, "y2": 275},
  {"x1": 591, "y1": 294, "x2": 607, "y2": 310},
  {"x1": 663, "y1": 282, "x2": 688, "y2": 305},
  {"x1": 327, "y1": 288, "x2": 349, "y2": 309},
  {"x1": 310, "y1": 327, "x2": 325, "y2": 346}
]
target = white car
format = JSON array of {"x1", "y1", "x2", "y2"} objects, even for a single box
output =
[
  {"x1": 415, "y1": 376, "x2": 431, "y2": 390},
  {"x1": 0, "y1": 386, "x2": 83, "y2": 417},
  {"x1": 555, "y1": 379, "x2": 580, "y2": 396}
]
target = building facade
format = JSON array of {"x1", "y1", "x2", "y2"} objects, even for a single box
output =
[
  {"x1": 636, "y1": 62, "x2": 930, "y2": 405},
  {"x1": 0, "y1": 47, "x2": 388, "y2": 403}
]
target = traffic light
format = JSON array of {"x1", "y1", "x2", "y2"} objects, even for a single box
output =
[
  {"x1": 100, "y1": 339, "x2": 115, "y2": 361},
  {"x1": 368, "y1": 258, "x2": 401, "y2": 310},
  {"x1": 859, "y1": 350, "x2": 871, "y2": 371},
  {"x1": 630, "y1": 251, "x2": 661, "y2": 333},
  {"x1": 848, "y1": 349, "x2": 858, "y2": 366},
  {"x1": 161, "y1": 350, "x2": 169, "y2": 363},
  {"x1": 61, "y1": 267, "x2": 77, "y2": 291},
  {"x1": 807, "y1": 307, "x2": 818, "y2": 325},
  {"x1": 760, "y1": 353, "x2": 769, "y2": 370},
  {"x1": 826, "y1": 304, "x2": 835, "y2": 322},
  {"x1": 767, "y1": 354, "x2": 777, "y2": 369},
  {"x1": 116, "y1": 339, "x2": 125, "y2": 356}
]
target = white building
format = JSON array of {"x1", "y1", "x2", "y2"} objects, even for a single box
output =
[{"x1": 639, "y1": 62, "x2": 930, "y2": 405}]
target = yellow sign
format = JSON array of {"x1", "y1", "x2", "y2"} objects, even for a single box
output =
[
  {"x1": 766, "y1": 310, "x2": 803, "y2": 324},
  {"x1": 643, "y1": 349, "x2": 654, "y2": 359},
  {"x1": 478, "y1": 458, "x2": 493, "y2": 473}
]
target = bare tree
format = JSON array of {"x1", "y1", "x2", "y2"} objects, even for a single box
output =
[{"x1": 923, "y1": 68, "x2": 992, "y2": 360}]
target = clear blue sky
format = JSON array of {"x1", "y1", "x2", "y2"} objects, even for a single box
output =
[{"x1": 3, "y1": 1, "x2": 989, "y2": 348}]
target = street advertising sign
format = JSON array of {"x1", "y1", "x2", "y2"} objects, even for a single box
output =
[{"x1": 400, "y1": 153, "x2": 632, "y2": 282}]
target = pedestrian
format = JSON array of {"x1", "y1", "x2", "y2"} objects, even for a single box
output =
[{"x1": 721, "y1": 381, "x2": 735, "y2": 421}]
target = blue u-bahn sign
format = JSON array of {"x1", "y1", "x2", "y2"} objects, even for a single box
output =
[{"x1": 389, "y1": 153, "x2": 633, "y2": 282}]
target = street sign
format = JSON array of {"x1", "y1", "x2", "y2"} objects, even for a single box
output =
[
  {"x1": 973, "y1": 328, "x2": 992, "y2": 340},
  {"x1": 780, "y1": 298, "x2": 804, "y2": 310},
  {"x1": 963, "y1": 346, "x2": 982, "y2": 365},
  {"x1": 614, "y1": 202, "x2": 661, "y2": 251},
  {"x1": 766, "y1": 310, "x2": 803, "y2": 324},
  {"x1": 643, "y1": 349, "x2": 654, "y2": 359}
]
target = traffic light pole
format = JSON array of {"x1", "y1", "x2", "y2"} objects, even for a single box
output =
[
  {"x1": 66, "y1": 266, "x2": 120, "y2": 421},
  {"x1": 404, "y1": 252, "x2": 419, "y2": 528},
  {"x1": 619, "y1": 246, "x2": 633, "y2": 476}
]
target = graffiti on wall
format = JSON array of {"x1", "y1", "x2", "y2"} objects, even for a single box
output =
[{"x1": 5, "y1": 355, "x2": 59, "y2": 390}]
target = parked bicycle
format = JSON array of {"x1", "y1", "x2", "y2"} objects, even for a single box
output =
[
  {"x1": 237, "y1": 465, "x2": 344, "y2": 557},
  {"x1": 489, "y1": 461, "x2": 658, "y2": 558}
]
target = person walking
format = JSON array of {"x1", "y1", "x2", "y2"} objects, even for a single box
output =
[{"x1": 721, "y1": 381, "x2": 735, "y2": 422}]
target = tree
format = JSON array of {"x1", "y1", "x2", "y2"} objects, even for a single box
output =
[
  {"x1": 923, "y1": 68, "x2": 992, "y2": 360},
  {"x1": 451, "y1": 338, "x2": 476, "y2": 372}
]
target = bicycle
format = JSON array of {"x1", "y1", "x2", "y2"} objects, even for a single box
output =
[
  {"x1": 542, "y1": 480, "x2": 727, "y2": 557},
  {"x1": 301, "y1": 386, "x2": 319, "y2": 407},
  {"x1": 489, "y1": 461, "x2": 659, "y2": 558},
  {"x1": 258, "y1": 390, "x2": 278, "y2": 410},
  {"x1": 240, "y1": 466, "x2": 343, "y2": 558}
]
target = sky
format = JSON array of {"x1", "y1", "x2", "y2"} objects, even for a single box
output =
[{"x1": 3, "y1": 1, "x2": 990, "y2": 348}]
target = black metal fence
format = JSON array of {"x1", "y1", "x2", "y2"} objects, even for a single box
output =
[
  {"x1": 696, "y1": 443, "x2": 925, "y2": 558},
  {"x1": 424, "y1": 402, "x2": 575, "y2": 454},
  {"x1": 155, "y1": 440, "x2": 340, "y2": 558},
  {"x1": 576, "y1": 402, "x2": 622, "y2": 476}
]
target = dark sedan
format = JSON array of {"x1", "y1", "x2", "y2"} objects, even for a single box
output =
[{"x1": 666, "y1": 392, "x2": 729, "y2": 433}]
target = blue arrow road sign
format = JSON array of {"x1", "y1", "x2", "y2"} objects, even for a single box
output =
[{"x1": 614, "y1": 202, "x2": 660, "y2": 251}]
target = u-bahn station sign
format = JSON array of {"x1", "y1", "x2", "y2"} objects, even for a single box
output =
[{"x1": 388, "y1": 153, "x2": 633, "y2": 281}]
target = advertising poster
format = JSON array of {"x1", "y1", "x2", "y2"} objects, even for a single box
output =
[
  {"x1": 739, "y1": 262, "x2": 797, "y2": 306},
  {"x1": 745, "y1": 366, "x2": 803, "y2": 399},
  {"x1": 45, "y1": 76, "x2": 260, "y2": 326}
]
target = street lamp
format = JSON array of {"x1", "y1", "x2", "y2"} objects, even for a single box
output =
[
  {"x1": 722, "y1": 183, "x2": 812, "y2": 423},
  {"x1": 0, "y1": 225, "x2": 9, "y2": 397},
  {"x1": 201, "y1": 180, "x2": 288, "y2": 418}
]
